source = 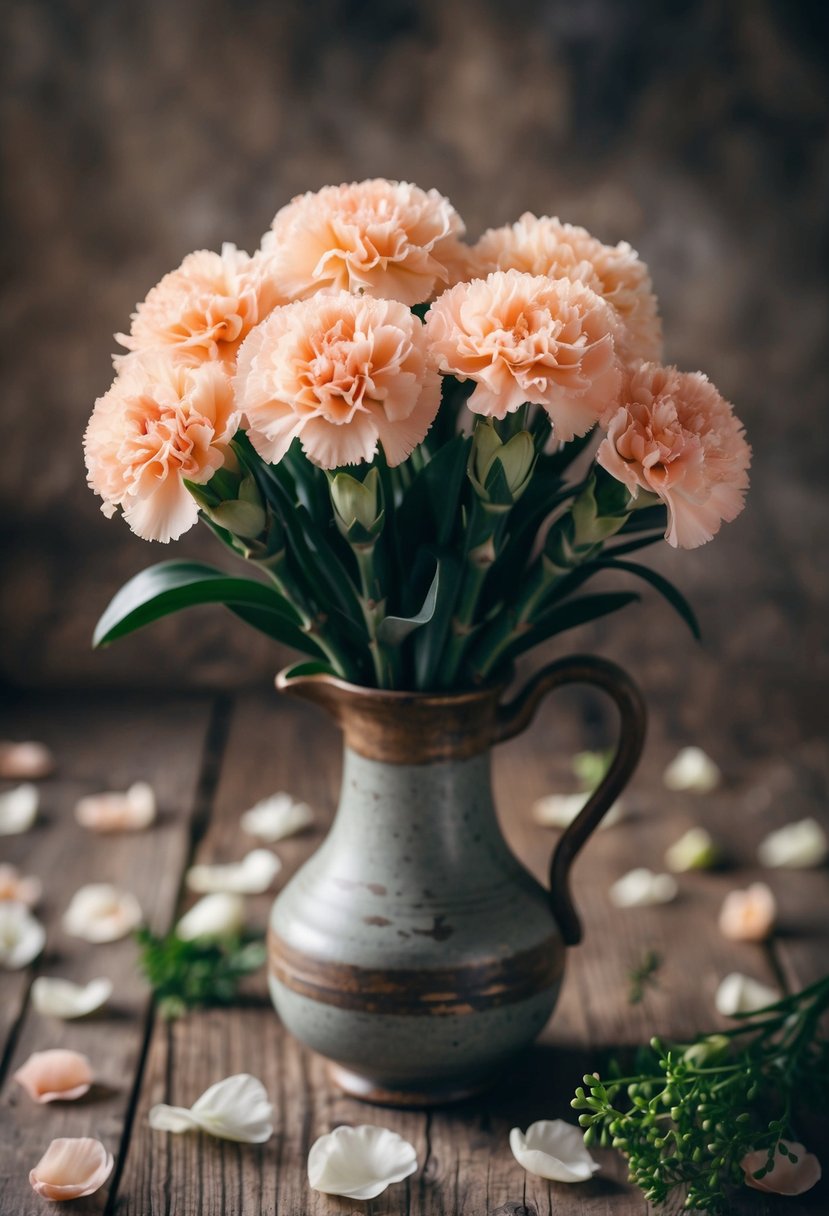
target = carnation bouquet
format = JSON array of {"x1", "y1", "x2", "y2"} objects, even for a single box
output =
[{"x1": 85, "y1": 180, "x2": 750, "y2": 688}]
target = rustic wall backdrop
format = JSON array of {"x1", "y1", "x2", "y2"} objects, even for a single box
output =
[{"x1": 1, "y1": 0, "x2": 827, "y2": 705}]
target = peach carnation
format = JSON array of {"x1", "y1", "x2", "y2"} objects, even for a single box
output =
[
  {"x1": 262, "y1": 179, "x2": 466, "y2": 307},
  {"x1": 597, "y1": 362, "x2": 750, "y2": 549},
  {"x1": 470, "y1": 214, "x2": 662, "y2": 366},
  {"x1": 116, "y1": 243, "x2": 282, "y2": 365},
  {"x1": 425, "y1": 269, "x2": 621, "y2": 440},
  {"x1": 235, "y1": 293, "x2": 440, "y2": 469},
  {"x1": 84, "y1": 354, "x2": 238, "y2": 542}
]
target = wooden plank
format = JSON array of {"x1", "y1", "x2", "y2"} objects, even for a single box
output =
[
  {"x1": 0, "y1": 691, "x2": 218, "y2": 1216},
  {"x1": 112, "y1": 687, "x2": 827, "y2": 1215}
]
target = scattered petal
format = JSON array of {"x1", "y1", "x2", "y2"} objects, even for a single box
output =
[
  {"x1": 29, "y1": 1137, "x2": 113, "y2": 1201},
  {"x1": 0, "y1": 783, "x2": 39, "y2": 834},
  {"x1": 715, "y1": 972, "x2": 779, "y2": 1017},
  {"x1": 0, "y1": 741, "x2": 54, "y2": 780},
  {"x1": 718, "y1": 883, "x2": 776, "y2": 942},
  {"x1": 74, "y1": 781, "x2": 156, "y2": 832},
  {"x1": 176, "y1": 893, "x2": 245, "y2": 940},
  {"x1": 533, "y1": 792, "x2": 623, "y2": 829},
  {"x1": 610, "y1": 868, "x2": 678, "y2": 908},
  {"x1": 14, "y1": 1049, "x2": 94, "y2": 1103},
  {"x1": 240, "y1": 792, "x2": 314, "y2": 842},
  {"x1": 149, "y1": 1073, "x2": 273, "y2": 1143},
  {"x1": 0, "y1": 902, "x2": 46, "y2": 968},
  {"x1": 0, "y1": 863, "x2": 42, "y2": 908},
  {"x1": 31, "y1": 976, "x2": 113, "y2": 1019},
  {"x1": 308, "y1": 1124, "x2": 418, "y2": 1200},
  {"x1": 509, "y1": 1119, "x2": 600, "y2": 1183},
  {"x1": 186, "y1": 849, "x2": 281, "y2": 895},
  {"x1": 62, "y1": 884, "x2": 142, "y2": 943},
  {"x1": 741, "y1": 1141, "x2": 821, "y2": 1196},
  {"x1": 663, "y1": 747, "x2": 721, "y2": 793},
  {"x1": 758, "y1": 818, "x2": 828, "y2": 869},
  {"x1": 665, "y1": 826, "x2": 719, "y2": 872}
]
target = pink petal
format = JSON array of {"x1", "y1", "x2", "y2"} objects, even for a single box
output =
[
  {"x1": 742, "y1": 1142, "x2": 822, "y2": 1196},
  {"x1": 29, "y1": 1137, "x2": 114, "y2": 1201},
  {"x1": 14, "y1": 1049, "x2": 94, "y2": 1103}
]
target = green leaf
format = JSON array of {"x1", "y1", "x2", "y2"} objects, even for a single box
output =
[
  {"x1": 507, "y1": 592, "x2": 641, "y2": 660},
  {"x1": 413, "y1": 551, "x2": 462, "y2": 689},
  {"x1": 227, "y1": 605, "x2": 325, "y2": 657},
  {"x1": 397, "y1": 435, "x2": 471, "y2": 548},
  {"x1": 93, "y1": 561, "x2": 303, "y2": 647},
  {"x1": 278, "y1": 658, "x2": 337, "y2": 681},
  {"x1": 377, "y1": 562, "x2": 440, "y2": 646},
  {"x1": 597, "y1": 559, "x2": 701, "y2": 639},
  {"x1": 618, "y1": 503, "x2": 669, "y2": 534}
]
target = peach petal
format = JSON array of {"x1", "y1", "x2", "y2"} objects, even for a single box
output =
[
  {"x1": 0, "y1": 741, "x2": 54, "y2": 780},
  {"x1": 0, "y1": 863, "x2": 42, "y2": 908},
  {"x1": 718, "y1": 883, "x2": 776, "y2": 943},
  {"x1": 74, "y1": 781, "x2": 156, "y2": 832},
  {"x1": 29, "y1": 1137, "x2": 114, "y2": 1201},
  {"x1": 741, "y1": 1141, "x2": 821, "y2": 1196},
  {"x1": 14, "y1": 1049, "x2": 94, "y2": 1103}
]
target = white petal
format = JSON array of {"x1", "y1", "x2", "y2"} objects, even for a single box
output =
[
  {"x1": 240, "y1": 792, "x2": 314, "y2": 842},
  {"x1": 718, "y1": 883, "x2": 776, "y2": 943},
  {"x1": 176, "y1": 893, "x2": 245, "y2": 940},
  {"x1": 0, "y1": 783, "x2": 39, "y2": 834},
  {"x1": 31, "y1": 976, "x2": 113, "y2": 1019},
  {"x1": 0, "y1": 740, "x2": 54, "y2": 780},
  {"x1": 758, "y1": 819, "x2": 828, "y2": 869},
  {"x1": 0, "y1": 863, "x2": 42, "y2": 908},
  {"x1": 663, "y1": 747, "x2": 721, "y2": 792},
  {"x1": 533, "y1": 792, "x2": 623, "y2": 830},
  {"x1": 74, "y1": 781, "x2": 156, "y2": 832},
  {"x1": 62, "y1": 884, "x2": 143, "y2": 943},
  {"x1": 715, "y1": 972, "x2": 779, "y2": 1017},
  {"x1": 509, "y1": 1119, "x2": 600, "y2": 1183},
  {"x1": 609, "y1": 868, "x2": 678, "y2": 908},
  {"x1": 148, "y1": 1104, "x2": 202, "y2": 1134},
  {"x1": 665, "y1": 827, "x2": 718, "y2": 872},
  {"x1": 149, "y1": 1074, "x2": 273, "y2": 1143},
  {"x1": 308, "y1": 1125, "x2": 418, "y2": 1200},
  {"x1": 186, "y1": 849, "x2": 281, "y2": 895},
  {"x1": 0, "y1": 902, "x2": 46, "y2": 968}
]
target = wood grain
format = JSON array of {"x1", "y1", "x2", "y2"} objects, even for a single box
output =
[{"x1": 0, "y1": 692, "x2": 217, "y2": 1214}]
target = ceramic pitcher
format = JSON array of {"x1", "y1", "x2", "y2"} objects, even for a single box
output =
[{"x1": 267, "y1": 654, "x2": 645, "y2": 1106}]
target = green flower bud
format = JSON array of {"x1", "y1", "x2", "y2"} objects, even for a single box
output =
[
  {"x1": 468, "y1": 423, "x2": 535, "y2": 504},
  {"x1": 209, "y1": 498, "x2": 267, "y2": 540},
  {"x1": 330, "y1": 468, "x2": 384, "y2": 540}
]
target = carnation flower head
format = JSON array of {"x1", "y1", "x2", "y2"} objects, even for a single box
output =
[
  {"x1": 597, "y1": 362, "x2": 750, "y2": 548},
  {"x1": 116, "y1": 243, "x2": 283, "y2": 366},
  {"x1": 470, "y1": 214, "x2": 662, "y2": 366},
  {"x1": 262, "y1": 179, "x2": 466, "y2": 306},
  {"x1": 425, "y1": 269, "x2": 621, "y2": 441},
  {"x1": 84, "y1": 354, "x2": 238, "y2": 542},
  {"x1": 234, "y1": 292, "x2": 441, "y2": 469}
]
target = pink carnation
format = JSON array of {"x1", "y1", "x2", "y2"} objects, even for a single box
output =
[
  {"x1": 597, "y1": 363, "x2": 751, "y2": 549},
  {"x1": 262, "y1": 179, "x2": 466, "y2": 307},
  {"x1": 425, "y1": 269, "x2": 621, "y2": 440},
  {"x1": 116, "y1": 243, "x2": 283, "y2": 365},
  {"x1": 235, "y1": 293, "x2": 441, "y2": 468},
  {"x1": 470, "y1": 214, "x2": 662, "y2": 366},
  {"x1": 84, "y1": 354, "x2": 238, "y2": 542}
]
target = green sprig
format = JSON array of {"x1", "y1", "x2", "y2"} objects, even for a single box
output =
[
  {"x1": 136, "y1": 928, "x2": 267, "y2": 1020},
  {"x1": 571, "y1": 974, "x2": 829, "y2": 1212}
]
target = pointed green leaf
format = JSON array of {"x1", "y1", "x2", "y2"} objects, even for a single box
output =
[
  {"x1": 507, "y1": 592, "x2": 642, "y2": 660},
  {"x1": 93, "y1": 561, "x2": 303, "y2": 647},
  {"x1": 597, "y1": 558, "x2": 701, "y2": 639},
  {"x1": 377, "y1": 563, "x2": 440, "y2": 646}
]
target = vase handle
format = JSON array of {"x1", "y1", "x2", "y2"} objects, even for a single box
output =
[{"x1": 495, "y1": 655, "x2": 647, "y2": 946}]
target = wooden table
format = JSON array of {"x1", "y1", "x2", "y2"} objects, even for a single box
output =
[{"x1": 1, "y1": 683, "x2": 826, "y2": 1215}]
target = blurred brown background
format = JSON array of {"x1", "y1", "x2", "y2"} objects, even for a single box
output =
[{"x1": 1, "y1": 0, "x2": 827, "y2": 720}]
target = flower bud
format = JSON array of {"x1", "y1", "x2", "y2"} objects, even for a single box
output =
[
  {"x1": 330, "y1": 469, "x2": 384, "y2": 541},
  {"x1": 468, "y1": 423, "x2": 535, "y2": 504}
]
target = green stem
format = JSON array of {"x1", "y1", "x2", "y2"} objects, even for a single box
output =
[{"x1": 353, "y1": 542, "x2": 399, "y2": 688}]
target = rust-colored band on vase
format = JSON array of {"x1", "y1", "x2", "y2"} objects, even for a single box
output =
[{"x1": 268, "y1": 931, "x2": 564, "y2": 1016}]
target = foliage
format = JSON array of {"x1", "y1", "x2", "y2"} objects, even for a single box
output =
[
  {"x1": 136, "y1": 928, "x2": 266, "y2": 1020},
  {"x1": 572, "y1": 975, "x2": 829, "y2": 1213}
]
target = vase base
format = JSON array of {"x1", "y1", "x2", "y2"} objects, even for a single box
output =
[{"x1": 327, "y1": 1062, "x2": 496, "y2": 1108}]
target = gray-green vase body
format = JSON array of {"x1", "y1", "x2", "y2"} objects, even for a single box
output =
[{"x1": 268, "y1": 657, "x2": 645, "y2": 1106}]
